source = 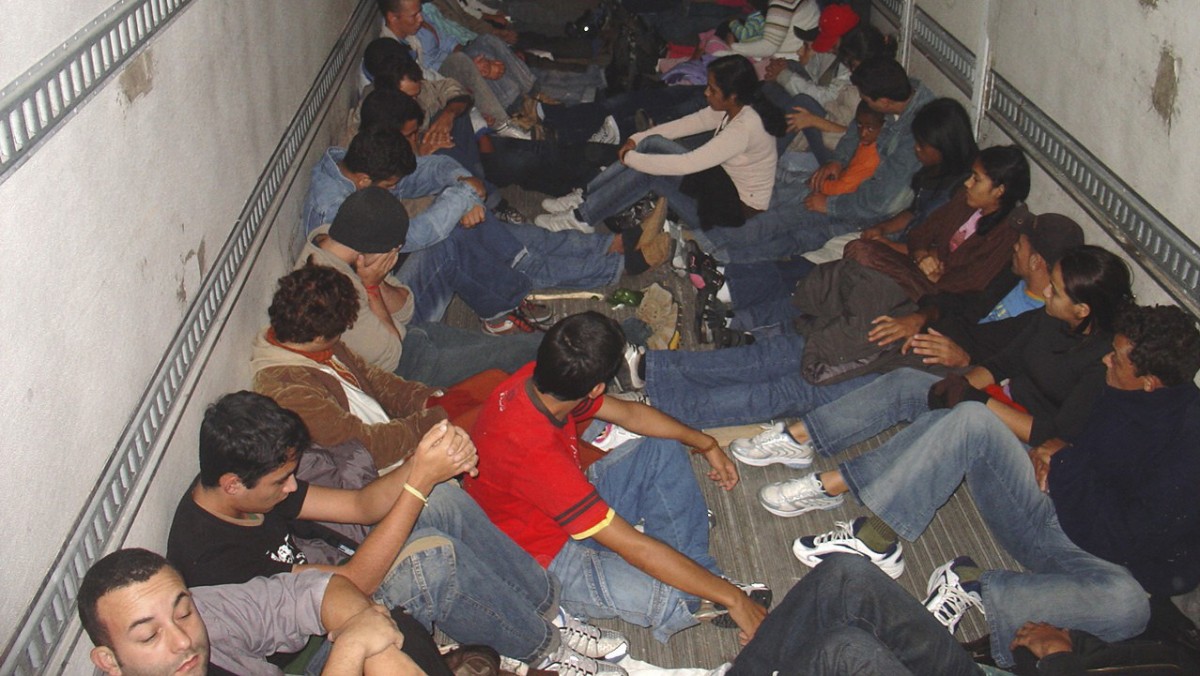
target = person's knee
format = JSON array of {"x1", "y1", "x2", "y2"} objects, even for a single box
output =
[
  {"x1": 812, "y1": 551, "x2": 881, "y2": 584},
  {"x1": 1090, "y1": 575, "x2": 1151, "y2": 637}
]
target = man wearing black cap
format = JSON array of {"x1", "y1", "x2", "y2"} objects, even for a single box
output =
[{"x1": 302, "y1": 186, "x2": 543, "y2": 388}]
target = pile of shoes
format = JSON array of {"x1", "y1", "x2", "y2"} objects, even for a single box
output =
[{"x1": 685, "y1": 241, "x2": 754, "y2": 348}]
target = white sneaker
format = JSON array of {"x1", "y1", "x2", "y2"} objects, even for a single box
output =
[
  {"x1": 541, "y1": 643, "x2": 628, "y2": 675},
  {"x1": 730, "y1": 422, "x2": 815, "y2": 468},
  {"x1": 791, "y1": 517, "x2": 906, "y2": 579},
  {"x1": 541, "y1": 188, "x2": 585, "y2": 213},
  {"x1": 494, "y1": 120, "x2": 532, "y2": 140},
  {"x1": 616, "y1": 344, "x2": 645, "y2": 390},
  {"x1": 758, "y1": 473, "x2": 843, "y2": 517},
  {"x1": 555, "y1": 611, "x2": 629, "y2": 660},
  {"x1": 923, "y1": 556, "x2": 984, "y2": 634},
  {"x1": 587, "y1": 115, "x2": 621, "y2": 145},
  {"x1": 590, "y1": 422, "x2": 643, "y2": 451},
  {"x1": 534, "y1": 209, "x2": 594, "y2": 233}
]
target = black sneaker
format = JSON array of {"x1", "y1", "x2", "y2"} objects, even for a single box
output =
[
  {"x1": 493, "y1": 199, "x2": 528, "y2": 225},
  {"x1": 702, "y1": 580, "x2": 773, "y2": 628}
]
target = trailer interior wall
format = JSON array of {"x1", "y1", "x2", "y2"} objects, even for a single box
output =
[
  {"x1": 0, "y1": 0, "x2": 358, "y2": 669},
  {"x1": 900, "y1": 0, "x2": 1200, "y2": 306}
]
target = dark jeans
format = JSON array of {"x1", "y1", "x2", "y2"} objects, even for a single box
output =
[
  {"x1": 724, "y1": 258, "x2": 816, "y2": 316},
  {"x1": 482, "y1": 137, "x2": 616, "y2": 196},
  {"x1": 729, "y1": 554, "x2": 980, "y2": 676},
  {"x1": 762, "y1": 82, "x2": 833, "y2": 163}
]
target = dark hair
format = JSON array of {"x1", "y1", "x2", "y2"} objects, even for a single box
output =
[
  {"x1": 850, "y1": 57, "x2": 912, "y2": 102},
  {"x1": 1114, "y1": 305, "x2": 1200, "y2": 386},
  {"x1": 199, "y1": 391, "x2": 310, "y2": 488},
  {"x1": 836, "y1": 24, "x2": 896, "y2": 67},
  {"x1": 910, "y1": 98, "x2": 977, "y2": 189},
  {"x1": 974, "y1": 145, "x2": 1030, "y2": 231},
  {"x1": 360, "y1": 88, "x2": 425, "y2": 132},
  {"x1": 533, "y1": 312, "x2": 626, "y2": 400},
  {"x1": 377, "y1": 0, "x2": 403, "y2": 16},
  {"x1": 1057, "y1": 245, "x2": 1134, "y2": 335},
  {"x1": 706, "y1": 54, "x2": 787, "y2": 137},
  {"x1": 344, "y1": 126, "x2": 416, "y2": 181},
  {"x1": 363, "y1": 37, "x2": 414, "y2": 84},
  {"x1": 268, "y1": 263, "x2": 360, "y2": 344},
  {"x1": 79, "y1": 548, "x2": 173, "y2": 646},
  {"x1": 854, "y1": 100, "x2": 884, "y2": 127}
]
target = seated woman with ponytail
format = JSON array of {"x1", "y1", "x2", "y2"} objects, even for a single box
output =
[{"x1": 535, "y1": 55, "x2": 786, "y2": 269}]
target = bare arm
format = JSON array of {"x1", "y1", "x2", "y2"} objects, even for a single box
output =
[
  {"x1": 319, "y1": 575, "x2": 425, "y2": 676},
  {"x1": 297, "y1": 423, "x2": 478, "y2": 594},
  {"x1": 597, "y1": 396, "x2": 738, "y2": 490},
  {"x1": 591, "y1": 518, "x2": 765, "y2": 642}
]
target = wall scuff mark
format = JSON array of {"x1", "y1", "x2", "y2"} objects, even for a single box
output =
[{"x1": 1151, "y1": 45, "x2": 1180, "y2": 129}]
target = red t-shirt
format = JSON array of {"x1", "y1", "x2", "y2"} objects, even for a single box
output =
[{"x1": 466, "y1": 364, "x2": 614, "y2": 566}]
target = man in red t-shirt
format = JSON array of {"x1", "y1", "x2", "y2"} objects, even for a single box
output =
[{"x1": 467, "y1": 312, "x2": 770, "y2": 643}]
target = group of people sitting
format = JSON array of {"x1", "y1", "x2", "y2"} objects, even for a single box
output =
[{"x1": 78, "y1": 0, "x2": 1200, "y2": 675}]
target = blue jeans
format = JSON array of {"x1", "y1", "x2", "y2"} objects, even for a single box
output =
[
  {"x1": 577, "y1": 136, "x2": 701, "y2": 230},
  {"x1": 373, "y1": 483, "x2": 562, "y2": 663},
  {"x1": 395, "y1": 218, "x2": 530, "y2": 323},
  {"x1": 397, "y1": 321, "x2": 541, "y2": 388},
  {"x1": 549, "y1": 431, "x2": 717, "y2": 643},
  {"x1": 729, "y1": 554, "x2": 980, "y2": 676},
  {"x1": 644, "y1": 334, "x2": 878, "y2": 428},
  {"x1": 837, "y1": 403, "x2": 1150, "y2": 667},
  {"x1": 803, "y1": 368, "x2": 940, "y2": 458},
  {"x1": 723, "y1": 259, "x2": 815, "y2": 321},
  {"x1": 692, "y1": 161, "x2": 868, "y2": 263},
  {"x1": 505, "y1": 222, "x2": 624, "y2": 289},
  {"x1": 463, "y1": 34, "x2": 535, "y2": 111},
  {"x1": 762, "y1": 84, "x2": 833, "y2": 163}
]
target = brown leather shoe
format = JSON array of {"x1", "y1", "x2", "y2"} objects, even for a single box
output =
[{"x1": 443, "y1": 645, "x2": 501, "y2": 676}]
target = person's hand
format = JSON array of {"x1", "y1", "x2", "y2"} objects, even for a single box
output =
[
  {"x1": 697, "y1": 440, "x2": 739, "y2": 490},
  {"x1": 483, "y1": 12, "x2": 509, "y2": 27},
  {"x1": 1028, "y1": 439, "x2": 1067, "y2": 492},
  {"x1": 907, "y1": 328, "x2": 971, "y2": 366},
  {"x1": 409, "y1": 422, "x2": 479, "y2": 488},
  {"x1": 418, "y1": 128, "x2": 453, "y2": 156},
  {"x1": 804, "y1": 193, "x2": 829, "y2": 213},
  {"x1": 809, "y1": 161, "x2": 842, "y2": 192},
  {"x1": 727, "y1": 593, "x2": 767, "y2": 646},
  {"x1": 868, "y1": 313, "x2": 924, "y2": 347},
  {"x1": 859, "y1": 225, "x2": 885, "y2": 241},
  {"x1": 474, "y1": 55, "x2": 505, "y2": 79},
  {"x1": 1011, "y1": 622, "x2": 1073, "y2": 659},
  {"x1": 459, "y1": 204, "x2": 485, "y2": 227},
  {"x1": 917, "y1": 254, "x2": 944, "y2": 282},
  {"x1": 786, "y1": 106, "x2": 822, "y2": 132},
  {"x1": 458, "y1": 176, "x2": 487, "y2": 200},
  {"x1": 329, "y1": 603, "x2": 404, "y2": 658},
  {"x1": 428, "y1": 112, "x2": 455, "y2": 142},
  {"x1": 495, "y1": 28, "x2": 518, "y2": 45},
  {"x1": 926, "y1": 374, "x2": 989, "y2": 410},
  {"x1": 354, "y1": 251, "x2": 400, "y2": 288},
  {"x1": 618, "y1": 138, "x2": 637, "y2": 163},
  {"x1": 764, "y1": 58, "x2": 787, "y2": 81}
]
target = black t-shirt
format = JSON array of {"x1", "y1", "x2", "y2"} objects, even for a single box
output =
[{"x1": 166, "y1": 477, "x2": 311, "y2": 587}]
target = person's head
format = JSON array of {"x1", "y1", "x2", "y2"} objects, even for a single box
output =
[
  {"x1": 1043, "y1": 245, "x2": 1133, "y2": 335},
  {"x1": 268, "y1": 262, "x2": 361, "y2": 345},
  {"x1": 378, "y1": 0, "x2": 422, "y2": 38},
  {"x1": 1011, "y1": 213, "x2": 1085, "y2": 281},
  {"x1": 327, "y1": 184, "x2": 410, "y2": 257},
  {"x1": 705, "y1": 54, "x2": 788, "y2": 136},
  {"x1": 910, "y1": 98, "x2": 977, "y2": 175},
  {"x1": 533, "y1": 312, "x2": 626, "y2": 401},
  {"x1": 359, "y1": 88, "x2": 425, "y2": 149},
  {"x1": 343, "y1": 126, "x2": 416, "y2": 189},
  {"x1": 965, "y1": 145, "x2": 1030, "y2": 216},
  {"x1": 79, "y1": 549, "x2": 209, "y2": 676},
  {"x1": 835, "y1": 24, "x2": 896, "y2": 69},
  {"x1": 851, "y1": 57, "x2": 913, "y2": 111},
  {"x1": 811, "y1": 3, "x2": 859, "y2": 53},
  {"x1": 854, "y1": 101, "x2": 885, "y2": 145},
  {"x1": 362, "y1": 37, "x2": 414, "y2": 85},
  {"x1": 198, "y1": 391, "x2": 308, "y2": 516},
  {"x1": 1107, "y1": 305, "x2": 1200, "y2": 390}
]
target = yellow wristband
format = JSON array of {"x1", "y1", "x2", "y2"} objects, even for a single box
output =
[{"x1": 403, "y1": 483, "x2": 428, "y2": 504}]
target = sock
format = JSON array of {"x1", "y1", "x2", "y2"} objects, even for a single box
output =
[
  {"x1": 854, "y1": 515, "x2": 899, "y2": 554},
  {"x1": 953, "y1": 558, "x2": 983, "y2": 592}
]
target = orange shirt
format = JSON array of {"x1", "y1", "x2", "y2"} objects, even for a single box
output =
[{"x1": 820, "y1": 141, "x2": 880, "y2": 196}]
